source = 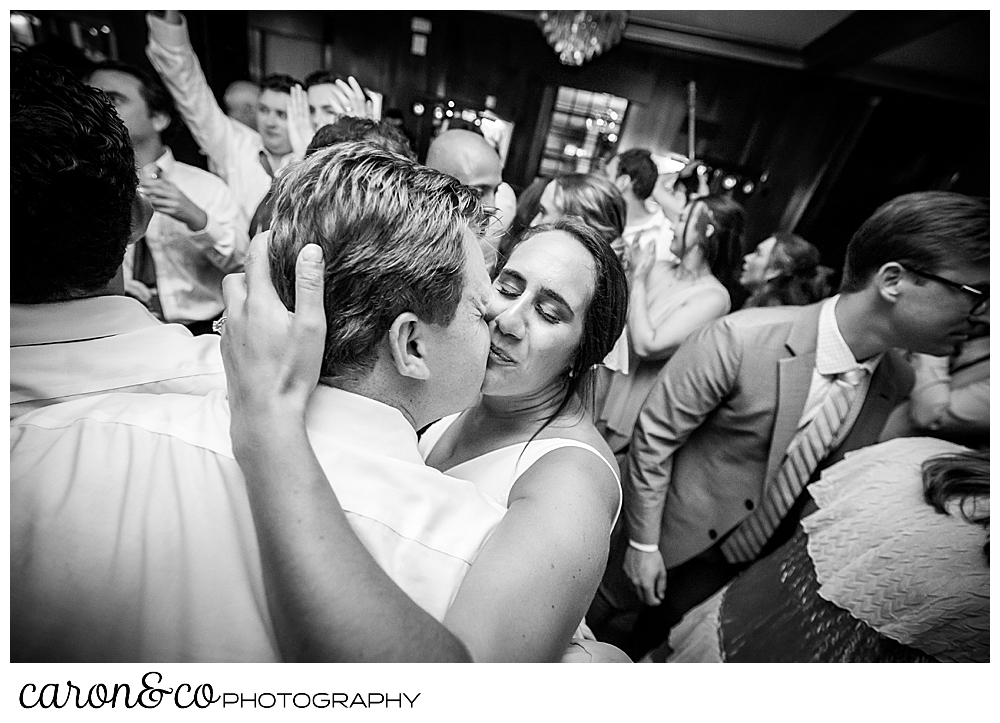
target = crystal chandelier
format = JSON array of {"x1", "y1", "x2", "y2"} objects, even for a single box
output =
[{"x1": 536, "y1": 11, "x2": 629, "y2": 66}]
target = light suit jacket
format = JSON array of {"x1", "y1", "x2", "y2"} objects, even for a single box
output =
[{"x1": 625, "y1": 302, "x2": 914, "y2": 569}]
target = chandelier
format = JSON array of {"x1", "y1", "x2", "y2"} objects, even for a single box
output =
[{"x1": 536, "y1": 11, "x2": 629, "y2": 66}]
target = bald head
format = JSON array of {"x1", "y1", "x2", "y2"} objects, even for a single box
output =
[
  {"x1": 426, "y1": 129, "x2": 502, "y2": 206},
  {"x1": 224, "y1": 80, "x2": 259, "y2": 130}
]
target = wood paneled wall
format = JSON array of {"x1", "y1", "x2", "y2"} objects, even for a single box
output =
[{"x1": 37, "y1": 9, "x2": 986, "y2": 272}]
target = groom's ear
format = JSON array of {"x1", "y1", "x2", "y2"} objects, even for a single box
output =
[{"x1": 387, "y1": 312, "x2": 431, "y2": 380}]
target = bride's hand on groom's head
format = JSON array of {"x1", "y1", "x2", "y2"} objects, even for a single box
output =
[{"x1": 221, "y1": 232, "x2": 327, "y2": 430}]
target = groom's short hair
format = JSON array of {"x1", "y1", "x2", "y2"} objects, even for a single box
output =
[{"x1": 268, "y1": 140, "x2": 489, "y2": 381}]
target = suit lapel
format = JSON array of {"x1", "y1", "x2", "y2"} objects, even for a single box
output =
[
  {"x1": 762, "y1": 304, "x2": 823, "y2": 486},
  {"x1": 827, "y1": 351, "x2": 907, "y2": 465}
]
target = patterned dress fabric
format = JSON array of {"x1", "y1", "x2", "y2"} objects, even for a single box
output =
[
  {"x1": 803, "y1": 437, "x2": 989, "y2": 663},
  {"x1": 648, "y1": 437, "x2": 987, "y2": 663}
]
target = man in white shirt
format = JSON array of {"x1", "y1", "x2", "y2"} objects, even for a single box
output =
[
  {"x1": 613, "y1": 148, "x2": 675, "y2": 262},
  {"x1": 145, "y1": 10, "x2": 298, "y2": 220},
  {"x1": 10, "y1": 48, "x2": 226, "y2": 420},
  {"x1": 11, "y1": 140, "x2": 507, "y2": 662},
  {"x1": 592, "y1": 191, "x2": 990, "y2": 658},
  {"x1": 89, "y1": 61, "x2": 249, "y2": 333}
]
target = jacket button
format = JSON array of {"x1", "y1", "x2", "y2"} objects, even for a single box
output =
[
  {"x1": 708, "y1": 529, "x2": 718, "y2": 540},
  {"x1": 745, "y1": 499, "x2": 755, "y2": 510}
]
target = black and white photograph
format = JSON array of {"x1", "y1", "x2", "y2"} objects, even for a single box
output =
[{"x1": 9, "y1": 5, "x2": 989, "y2": 717}]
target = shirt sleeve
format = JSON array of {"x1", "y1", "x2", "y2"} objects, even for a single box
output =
[
  {"x1": 145, "y1": 12, "x2": 247, "y2": 180},
  {"x1": 625, "y1": 318, "x2": 743, "y2": 546},
  {"x1": 185, "y1": 176, "x2": 250, "y2": 272}
]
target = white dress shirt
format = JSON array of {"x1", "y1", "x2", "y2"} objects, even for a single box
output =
[
  {"x1": 145, "y1": 12, "x2": 293, "y2": 220},
  {"x1": 125, "y1": 148, "x2": 249, "y2": 323},
  {"x1": 10, "y1": 386, "x2": 504, "y2": 661},
  {"x1": 10, "y1": 296, "x2": 225, "y2": 420}
]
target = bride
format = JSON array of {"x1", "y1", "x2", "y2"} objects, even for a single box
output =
[{"x1": 223, "y1": 217, "x2": 629, "y2": 661}]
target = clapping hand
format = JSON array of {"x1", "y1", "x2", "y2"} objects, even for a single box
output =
[
  {"x1": 141, "y1": 177, "x2": 208, "y2": 232},
  {"x1": 631, "y1": 237, "x2": 656, "y2": 282}
]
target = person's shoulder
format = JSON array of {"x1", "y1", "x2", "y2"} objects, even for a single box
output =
[
  {"x1": 12, "y1": 389, "x2": 232, "y2": 455},
  {"x1": 685, "y1": 304, "x2": 796, "y2": 338},
  {"x1": 726, "y1": 304, "x2": 817, "y2": 337},
  {"x1": 724, "y1": 303, "x2": 809, "y2": 328},
  {"x1": 536, "y1": 418, "x2": 615, "y2": 465},
  {"x1": 678, "y1": 304, "x2": 811, "y2": 359},
  {"x1": 684, "y1": 276, "x2": 731, "y2": 308},
  {"x1": 529, "y1": 418, "x2": 620, "y2": 488},
  {"x1": 515, "y1": 437, "x2": 620, "y2": 515}
]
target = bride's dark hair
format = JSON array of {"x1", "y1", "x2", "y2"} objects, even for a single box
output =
[{"x1": 496, "y1": 217, "x2": 627, "y2": 434}]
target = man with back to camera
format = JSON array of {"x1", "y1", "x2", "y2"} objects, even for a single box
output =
[
  {"x1": 146, "y1": 9, "x2": 299, "y2": 220},
  {"x1": 10, "y1": 48, "x2": 226, "y2": 420},
  {"x1": 591, "y1": 191, "x2": 989, "y2": 658},
  {"x1": 11, "y1": 134, "x2": 511, "y2": 661},
  {"x1": 88, "y1": 61, "x2": 249, "y2": 334},
  {"x1": 613, "y1": 148, "x2": 675, "y2": 258},
  {"x1": 612, "y1": 148, "x2": 673, "y2": 244}
]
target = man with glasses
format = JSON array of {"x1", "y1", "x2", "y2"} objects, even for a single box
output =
[
  {"x1": 595, "y1": 191, "x2": 989, "y2": 658},
  {"x1": 899, "y1": 265, "x2": 988, "y2": 316}
]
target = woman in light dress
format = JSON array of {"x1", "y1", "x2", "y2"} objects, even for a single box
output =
[
  {"x1": 599, "y1": 194, "x2": 745, "y2": 456},
  {"x1": 418, "y1": 217, "x2": 629, "y2": 661},
  {"x1": 223, "y1": 217, "x2": 631, "y2": 661}
]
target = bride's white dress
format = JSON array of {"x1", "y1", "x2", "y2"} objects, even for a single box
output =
[{"x1": 419, "y1": 414, "x2": 630, "y2": 662}]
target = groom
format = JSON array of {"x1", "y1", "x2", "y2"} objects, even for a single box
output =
[{"x1": 11, "y1": 141, "x2": 510, "y2": 662}]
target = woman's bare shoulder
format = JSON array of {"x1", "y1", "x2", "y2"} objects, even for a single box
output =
[{"x1": 534, "y1": 412, "x2": 616, "y2": 470}]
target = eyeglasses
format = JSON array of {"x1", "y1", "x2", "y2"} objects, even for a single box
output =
[{"x1": 901, "y1": 264, "x2": 989, "y2": 315}]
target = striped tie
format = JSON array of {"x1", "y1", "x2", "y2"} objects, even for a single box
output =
[{"x1": 721, "y1": 367, "x2": 867, "y2": 564}]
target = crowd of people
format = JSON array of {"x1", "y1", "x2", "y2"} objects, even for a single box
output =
[{"x1": 10, "y1": 10, "x2": 990, "y2": 664}]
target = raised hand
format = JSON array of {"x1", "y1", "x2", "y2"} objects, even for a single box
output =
[
  {"x1": 287, "y1": 84, "x2": 314, "y2": 157},
  {"x1": 333, "y1": 76, "x2": 370, "y2": 118}
]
